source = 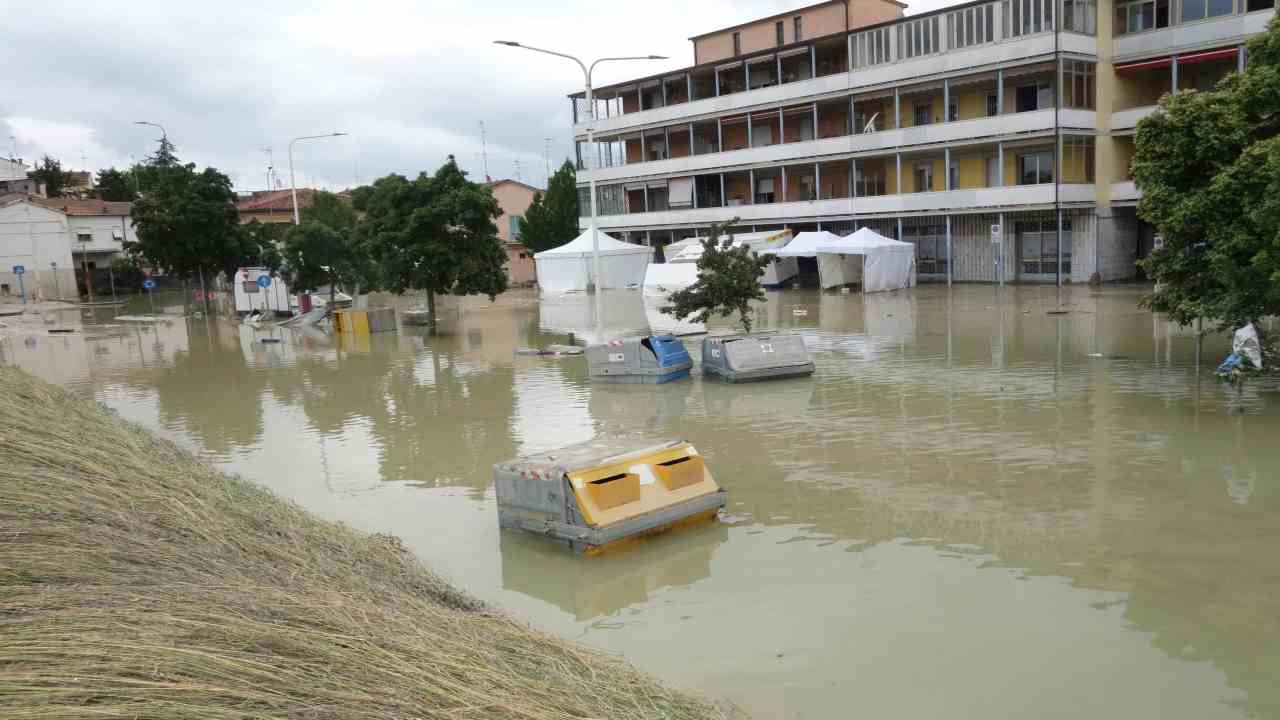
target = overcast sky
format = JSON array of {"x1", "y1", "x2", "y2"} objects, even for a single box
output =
[{"x1": 1, "y1": 0, "x2": 951, "y2": 193}]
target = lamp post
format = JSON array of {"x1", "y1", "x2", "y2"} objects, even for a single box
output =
[
  {"x1": 289, "y1": 133, "x2": 348, "y2": 224},
  {"x1": 494, "y1": 41, "x2": 665, "y2": 294},
  {"x1": 133, "y1": 120, "x2": 167, "y2": 141}
]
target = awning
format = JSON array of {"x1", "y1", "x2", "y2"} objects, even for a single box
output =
[
  {"x1": 1116, "y1": 56, "x2": 1172, "y2": 73},
  {"x1": 1178, "y1": 47, "x2": 1239, "y2": 65}
]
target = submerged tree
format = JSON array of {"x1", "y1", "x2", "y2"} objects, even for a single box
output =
[
  {"x1": 661, "y1": 218, "x2": 770, "y2": 333},
  {"x1": 519, "y1": 159, "x2": 579, "y2": 253},
  {"x1": 360, "y1": 156, "x2": 507, "y2": 333},
  {"x1": 1133, "y1": 16, "x2": 1280, "y2": 372}
]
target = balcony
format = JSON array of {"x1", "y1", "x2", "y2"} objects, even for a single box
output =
[
  {"x1": 1112, "y1": 105, "x2": 1160, "y2": 131},
  {"x1": 586, "y1": 184, "x2": 1088, "y2": 230},
  {"x1": 580, "y1": 109, "x2": 1069, "y2": 185},
  {"x1": 1111, "y1": 180, "x2": 1142, "y2": 203},
  {"x1": 1114, "y1": 7, "x2": 1274, "y2": 60},
  {"x1": 573, "y1": 32, "x2": 1075, "y2": 139}
]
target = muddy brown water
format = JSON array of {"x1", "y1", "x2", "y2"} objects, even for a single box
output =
[{"x1": 4, "y1": 285, "x2": 1278, "y2": 719}]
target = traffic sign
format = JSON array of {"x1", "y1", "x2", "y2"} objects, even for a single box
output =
[
  {"x1": 142, "y1": 279, "x2": 156, "y2": 290},
  {"x1": 256, "y1": 274, "x2": 272, "y2": 289},
  {"x1": 990, "y1": 223, "x2": 1002, "y2": 244},
  {"x1": 12, "y1": 265, "x2": 24, "y2": 275}
]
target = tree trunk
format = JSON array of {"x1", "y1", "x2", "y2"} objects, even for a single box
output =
[{"x1": 427, "y1": 290, "x2": 437, "y2": 336}]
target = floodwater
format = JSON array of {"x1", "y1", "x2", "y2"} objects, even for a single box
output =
[{"x1": 4, "y1": 285, "x2": 1279, "y2": 720}]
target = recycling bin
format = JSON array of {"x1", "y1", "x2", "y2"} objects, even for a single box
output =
[
  {"x1": 494, "y1": 437, "x2": 726, "y2": 554},
  {"x1": 701, "y1": 332, "x2": 814, "y2": 382},
  {"x1": 585, "y1": 335, "x2": 692, "y2": 384}
]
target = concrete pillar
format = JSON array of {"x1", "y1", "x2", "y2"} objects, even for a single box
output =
[
  {"x1": 945, "y1": 214, "x2": 953, "y2": 286},
  {"x1": 779, "y1": 107, "x2": 785, "y2": 143},
  {"x1": 997, "y1": 212, "x2": 1005, "y2": 286},
  {"x1": 997, "y1": 142, "x2": 1004, "y2": 186},
  {"x1": 715, "y1": 68, "x2": 721, "y2": 96},
  {"x1": 717, "y1": 118, "x2": 723, "y2": 152},
  {"x1": 1239, "y1": 45, "x2": 1246, "y2": 73},
  {"x1": 719, "y1": 174, "x2": 726, "y2": 208},
  {"x1": 945, "y1": 146, "x2": 952, "y2": 191},
  {"x1": 944, "y1": 78, "x2": 951, "y2": 122},
  {"x1": 997, "y1": 68, "x2": 1004, "y2": 115},
  {"x1": 745, "y1": 61, "x2": 752, "y2": 90},
  {"x1": 1056, "y1": 208, "x2": 1064, "y2": 287},
  {"x1": 895, "y1": 152, "x2": 902, "y2": 194},
  {"x1": 749, "y1": 169, "x2": 755, "y2": 204},
  {"x1": 849, "y1": 157, "x2": 856, "y2": 198},
  {"x1": 643, "y1": 184, "x2": 649, "y2": 212},
  {"x1": 747, "y1": 113, "x2": 753, "y2": 148},
  {"x1": 1172, "y1": 55, "x2": 1178, "y2": 92},
  {"x1": 815, "y1": 162, "x2": 821, "y2": 200},
  {"x1": 810, "y1": 45, "x2": 817, "y2": 78},
  {"x1": 687, "y1": 74, "x2": 693, "y2": 101},
  {"x1": 689, "y1": 124, "x2": 695, "y2": 154},
  {"x1": 661, "y1": 79, "x2": 667, "y2": 107},
  {"x1": 812, "y1": 102, "x2": 819, "y2": 140},
  {"x1": 782, "y1": 166, "x2": 788, "y2": 202},
  {"x1": 894, "y1": 87, "x2": 901, "y2": 127},
  {"x1": 637, "y1": 86, "x2": 643, "y2": 112},
  {"x1": 897, "y1": 217, "x2": 904, "y2": 241}
]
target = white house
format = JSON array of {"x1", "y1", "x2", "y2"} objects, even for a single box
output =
[
  {"x1": 33, "y1": 197, "x2": 136, "y2": 263},
  {"x1": 0, "y1": 195, "x2": 78, "y2": 300}
]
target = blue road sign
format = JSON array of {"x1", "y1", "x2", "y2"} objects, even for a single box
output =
[
  {"x1": 12, "y1": 265, "x2": 24, "y2": 275},
  {"x1": 256, "y1": 274, "x2": 272, "y2": 289},
  {"x1": 142, "y1": 279, "x2": 156, "y2": 290}
]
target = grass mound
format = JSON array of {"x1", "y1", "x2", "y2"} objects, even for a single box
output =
[{"x1": 0, "y1": 367, "x2": 730, "y2": 719}]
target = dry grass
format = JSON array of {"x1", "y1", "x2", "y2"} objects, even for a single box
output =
[{"x1": 0, "y1": 367, "x2": 731, "y2": 719}]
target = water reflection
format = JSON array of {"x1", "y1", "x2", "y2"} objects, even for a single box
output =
[{"x1": 5, "y1": 286, "x2": 1279, "y2": 719}]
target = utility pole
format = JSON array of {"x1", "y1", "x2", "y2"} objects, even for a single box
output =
[
  {"x1": 480, "y1": 121, "x2": 490, "y2": 182},
  {"x1": 544, "y1": 137, "x2": 552, "y2": 186}
]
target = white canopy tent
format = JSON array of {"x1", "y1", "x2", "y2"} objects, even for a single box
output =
[
  {"x1": 534, "y1": 227, "x2": 651, "y2": 293},
  {"x1": 664, "y1": 229, "x2": 798, "y2": 287},
  {"x1": 777, "y1": 229, "x2": 916, "y2": 292},
  {"x1": 642, "y1": 262, "x2": 698, "y2": 296}
]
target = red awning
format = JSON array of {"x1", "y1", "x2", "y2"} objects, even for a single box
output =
[
  {"x1": 1116, "y1": 56, "x2": 1172, "y2": 73},
  {"x1": 1177, "y1": 47, "x2": 1239, "y2": 65}
]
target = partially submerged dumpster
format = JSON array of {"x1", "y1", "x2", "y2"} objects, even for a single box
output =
[
  {"x1": 701, "y1": 332, "x2": 814, "y2": 382},
  {"x1": 494, "y1": 437, "x2": 726, "y2": 554},
  {"x1": 333, "y1": 307, "x2": 397, "y2": 334},
  {"x1": 586, "y1": 335, "x2": 692, "y2": 383}
]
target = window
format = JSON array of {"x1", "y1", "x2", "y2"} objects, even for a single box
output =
[
  {"x1": 77, "y1": 232, "x2": 92, "y2": 243},
  {"x1": 1002, "y1": 0, "x2": 1055, "y2": 37},
  {"x1": 1, "y1": 283, "x2": 9, "y2": 296},
  {"x1": 949, "y1": 161, "x2": 959, "y2": 190},
  {"x1": 856, "y1": 168, "x2": 885, "y2": 196},
  {"x1": 508, "y1": 215, "x2": 522, "y2": 240},
  {"x1": 794, "y1": 16, "x2": 803, "y2": 41},
  {"x1": 1019, "y1": 150, "x2": 1055, "y2": 184},
  {"x1": 914, "y1": 102, "x2": 933, "y2": 126},
  {"x1": 905, "y1": 224, "x2": 949, "y2": 275},
  {"x1": 853, "y1": 27, "x2": 891, "y2": 68},
  {"x1": 898, "y1": 16, "x2": 941, "y2": 60},
  {"x1": 987, "y1": 92, "x2": 1000, "y2": 116},
  {"x1": 243, "y1": 281, "x2": 260, "y2": 294},
  {"x1": 777, "y1": 21, "x2": 785, "y2": 45},
  {"x1": 948, "y1": 98, "x2": 958, "y2": 122},
  {"x1": 1114, "y1": 0, "x2": 1169, "y2": 33},
  {"x1": 914, "y1": 162, "x2": 935, "y2": 192},
  {"x1": 111, "y1": 229, "x2": 124, "y2": 241},
  {"x1": 668, "y1": 177, "x2": 694, "y2": 208},
  {"x1": 1062, "y1": 135, "x2": 1096, "y2": 182},
  {"x1": 754, "y1": 177, "x2": 776, "y2": 204},
  {"x1": 1182, "y1": 0, "x2": 1236, "y2": 20},
  {"x1": 1063, "y1": 0, "x2": 1098, "y2": 34},
  {"x1": 1017, "y1": 218, "x2": 1072, "y2": 276},
  {"x1": 1062, "y1": 60, "x2": 1096, "y2": 109},
  {"x1": 947, "y1": 4, "x2": 995, "y2": 49},
  {"x1": 1016, "y1": 82, "x2": 1052, "y2": 112},
  {"x1": 732, "y1": 32, "x2": 741, "y2": 56}
]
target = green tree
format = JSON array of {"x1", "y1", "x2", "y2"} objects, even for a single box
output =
[
  {"x1": 518, "y1": 159, "x2": 579, "y2": 253},
  {"x1": 661, "y1": 219, "x2": 769, "y2": 333},
  {"x1": 28, "y1": 155, "x2": 74, "y2": 198},
  {"x1": 94, "y1": 168, "x2": 138, "y2": 201},
  {"x1": 1133, "y1": 17, "x2": 1280, "y2": 362},
  {"x1": 129, "y1": 141, "x2": 245, "y2": 285},
  {"x1": 240, "y1": 220, "x2": 286, "y2": 273},
  {"x1": 282, "y1": 191, "x2": 374, "y2": 303},
  {"x1": 302, "y1": 190, "x2": 358, "y2": 231},
  {"x1": 360, "y1": 156, "x2": 508, "y2": 332}
]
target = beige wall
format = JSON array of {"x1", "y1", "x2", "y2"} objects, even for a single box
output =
[
  {"x1": 489, "y1": 181, "x2": 539, "y2": 286},
  {"x1": 693, "y1": 0, "x2": 901, "y2": 64}
]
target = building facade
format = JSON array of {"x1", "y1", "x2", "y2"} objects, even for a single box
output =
[
  {"x1": 0, "y1": 196, "x2": 79, "y2": 301},
  {"x1": 571, "y1": 0, "x2": 1276, "y2": 283},
  {"x1": 487, "y1": 179, "x2": 539, "y2": 286}
]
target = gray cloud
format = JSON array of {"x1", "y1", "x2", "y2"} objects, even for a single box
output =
[{"x1": 2, "y1": 0, "x2": 951, "y2": 191}]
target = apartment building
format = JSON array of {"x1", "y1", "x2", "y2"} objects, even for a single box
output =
[{"x1": 570, "y1": 0, "x2": 1276, "y2": 283}]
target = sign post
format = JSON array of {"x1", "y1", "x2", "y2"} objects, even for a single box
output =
[
  {"x1": 50, "y1": 261, "x2": 59, "y2": 302},
  {"x1": 12, "y1": 265, "x2": 25, "y2": 304},
  {"x1": 990, "y1": 222, "x2": 1003, "y2": 287},
  {"x1": 143, "y1": 278, "x2": 156, "y2": 316},
  {"x1": 257, "y1": 274, "x2": 272, "y2": 315}
]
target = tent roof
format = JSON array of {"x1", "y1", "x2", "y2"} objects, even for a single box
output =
[
  {"x1": 534, "y1": 227, "x2": 651, "y2": 259},
  {"x1": 774, "y1": 230, "x2": 843, "y2": 257},
  {"x1": 815, "y1": 227, "x2": 915, "y2": 254}
]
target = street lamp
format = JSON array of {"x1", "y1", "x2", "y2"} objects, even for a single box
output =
[
  {"x1": 133, "y1": 120, "x2": 167, "y2": 140},
  {"x1": 494, "y1": 41, "x2": 665, "y2": 294},
  {"x1": 289, "y1": 133, "x2": 348, "y2": 224}
]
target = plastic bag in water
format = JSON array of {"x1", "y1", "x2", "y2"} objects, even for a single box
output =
[{"x1": 1233, "y1": 323, "x2": 1263, "y2": 369}]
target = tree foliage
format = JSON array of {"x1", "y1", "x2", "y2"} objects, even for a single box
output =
[
  {"x1": 27, "y1": 155, "x2": 74, "y2": 198},
  {"x1": 359, "y1": 156, "x2": 507, "y2": 331},
  {"x1": 1134, "y1": 17, "x2": 1280, "y2": 336},
  {"x1": 661, "y1": 219, "x2": 769, "y2": 333},
  {"x1": 282, "y1": 192, "x2": 374, "y2": 300},
  {"x1": 94, "y1": 168, "x2": 138, "y2": 201},
  {"x1": 519, "y1": 159, "x2": 579, "y2": 253},
  {"x1": 129, "y1": 141, "x2": 244, "y2": 282}
]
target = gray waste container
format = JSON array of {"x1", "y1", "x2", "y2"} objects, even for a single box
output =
[
  {"x1": 494, "y1": 436, "x2": 726, "y2": 554},
  {"x1": 701, "y1": 332, "x2": 814, "y2": 382},
  {"x1": 586, "y1": 335, "x2": 692, "y2": 384}
]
